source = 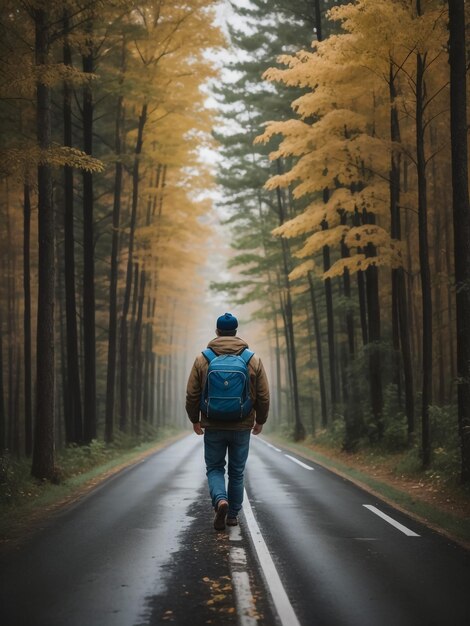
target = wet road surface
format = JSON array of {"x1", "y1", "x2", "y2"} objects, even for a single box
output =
[
  {"x1": 0, "y1": 435, "x2": 271, "y2": 626},
  {"x1": 246, "y1": 436, "x2": 470, "y2": 626},
  {"x1": 1, "y1": 433, "x2": 469, "y2": 626}
]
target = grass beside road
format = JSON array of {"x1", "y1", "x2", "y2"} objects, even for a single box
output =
[
  {"x1": 265, "y1": 433, "x2": 470, "y2": 549},
  {"x1": 0, "y1": 427, "x2": 187, "y2": 548}
]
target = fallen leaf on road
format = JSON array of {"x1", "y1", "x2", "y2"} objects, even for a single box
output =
[{"x1": 212, "y1": 594, "x2": 226, "y2": 602}]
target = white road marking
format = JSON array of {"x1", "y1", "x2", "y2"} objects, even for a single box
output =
[
  {"x1": 363, "y1": 505, "x2": 420, "y2": 537},
  {"x1": 284, "y1": 454, "x2": 315, "y2": 471},
  {"x1": 229, "y1": 527, "x2": 257, "y2": 625},
  {"x1": 256, "y1": 437, "x2": 282, "y2": 452},
  {"x1": 228, "y1": 524, "x2": 242, "y2": 542},
  {"x1": 243, "y1": 490, "x2": 302, "y2": 626},
  {"x1": 231, "y1": 571, "x2": 258, "y2": 626},
  {"x1": 230, "y1": 547, "x2": 247, "y2": 566}
]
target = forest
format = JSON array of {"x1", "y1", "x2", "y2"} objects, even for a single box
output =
[
  {"x1": 0, "y1": 0, "x2": 469, "y2": 493},
  {"x1": 213, "y1": 0, "x2": 470, "y2": 485},
  {"x1": 0, "y1": 0, "x2": 221, "y2": 483}
]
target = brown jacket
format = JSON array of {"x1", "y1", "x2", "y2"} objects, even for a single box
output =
[{"x1": 185, "y1": 336, "x2": 270, "y2": 430}]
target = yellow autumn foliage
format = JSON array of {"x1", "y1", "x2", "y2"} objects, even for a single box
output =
[
  {"x1": 256, "y1": 0, "x2": 451, "y2": 283},
  {"x1": 288, "y1": 259, "x2": 320, "y2": 282},
  {"x1": 296, "y1": 226, "x2": 350, "y2": 259},
  {"x1": 324, "y1": 245, "x2": 404, "y2": 280}
]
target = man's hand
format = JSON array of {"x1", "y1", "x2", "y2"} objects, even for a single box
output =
[
  {"x1": 252, "y1": 422, "x2": 263, "y2": 435},
  {"x1": 193, "y1": 422, "x2": 204, "y2": 436}
]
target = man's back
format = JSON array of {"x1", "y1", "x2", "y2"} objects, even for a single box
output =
[{"x1": 186, "y1": 334, "x2": 270, "y2": 431}]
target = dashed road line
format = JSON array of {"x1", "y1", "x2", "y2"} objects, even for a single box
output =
[
  {"x1": 284, "y1": 454, "x2": 315, "y2": 471},
  {"x1": 363, "y1": 504, "x2": 420, "y2": 537},
  {"x1": 228, "y1": 526, "x2": 258, "y2": 626},
  {"x1": 242, "y1": 490, "x2": 302, "y2": 626},
  {"x1": 231, "y1": 571, "x2": 258, "y2": 626},
  {"x1": 256, "y1": 437, "x2": 282, "y2": 452},
  {"x1": 229, "y1": 524, "x2": 243, "y2": 542},
  {"x1": 256, "y1": 439, "x2": 315, "y2": 471}
]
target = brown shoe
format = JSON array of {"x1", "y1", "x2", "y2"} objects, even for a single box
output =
[
  {"x1": 214, "y1": 500, "x2": 228, "y2": 530},
  {"x1": 226, "y1": 517, "x2": 238, "y2": 527}
]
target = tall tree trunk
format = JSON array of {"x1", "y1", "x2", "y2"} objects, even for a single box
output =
[
  {"x1": 364, "y1": 210, "x2": 383, "y2": 436},
  {"x1": 161, "y1": 355, "x2": 168, "y2": 426},
  {"x1": 150, "y1": 349, "x2": 156, "y2": 426},
  {"x1": 156, "y1": 165, "x2": 166, "y2": 218},
  {"x1": 323, "y1": 237, "x2": 338, "y2": 413},
  {"x1": 0, "y1": 313, "x2": 5, "y2": 451},
  {"x1": 448, "y1": 0, "x2": 470, "y2": 482},
  {"x1": 357, "y1": 270, "x2": 368, "y2": 346},
  {"x1": 32, "y1": 7, "x2": 56, "y2": 480},
  {"x1": 340, "y1": 212, "x2": 362, "y2": 449},
  {"x1": 119, "y1": 103, "x2": 148, "y2": 431},
  {"x1": 273, "y1": 312, "x2": 282, "y2": 423},
  {"x1": 275, "y1": 162, "x2": 305, "y2": 440},
  {"x1": 432, "y1": 164, "x2": 446, "y2": 405},
  {"x1": 13, "y1": 347, "x2": 20, "y2": 459},
  {"x1": 339, "y1": 213, "x2": 355, "y2": 359},
  {"x1": 444, "y1": 196, "x2": 456, "y2": 395},
  {"x1": 312, "y1": 0, "x2": 322, "y2": 42},
  {"x1": 308, "y1": 272, "x2": 328, "y2": 428},
  {"x1": 23, "y1": 184, "x2": 33, "y2": 457},
  {"x1": 416, "y1": 41, "x2": 432, "y2": 467},
  {"x1": 322, "y1": 191, "x2": 338, "y2": 414},
  {"x1": 275, "y1": 263, "x2": 294, "y2": 422},
  {"x1": 280, "y1": 257, "x2": 303, "y2": 439},
  {"x1": 6, "y1": 187, "x2": 15, "y2": 453},
  {"x1": 165, "y1": 314, "x2": 175, "y2": 425},
  {"x1": 352, "y1": 210, "x2": 368, "y2": 347},
  {"x1": 57, "y1": 233, "x2": 68, "y2": 449},
  {"x1": 130, "y1": 261, "x2": 139, "y2": 432},
  {"x1": 7, "y1": 276, "x2": 14, "y2": 454},
  {"x1": 156, "y1": 353, "x2": 162, "y2": 427},
  {"x1": 343, "y1": 271, "x2": 355, "y2": 359},
  {"x1": 82, "y1": 26, "x2": 96, "y2": 443},
  {"x1": 105, "y1": 41, "x2": 126, "y2": 443},
  {"x1": 397, "y1": 274, "x2": 415, "y2": 440},
  {"x1": 390, "y1": 64, "x2": 402, "y2": 400},
  {"x1": 149, "y1": 293, "x2": 157, "y2": 426},
  {"x1": 279, "y1": 291, "x2": 294, "y2": 423},
  {"x1": 389, "y1": 62, "x2": 415, "y2": 440},
  {"x1": 63, "y1": 12, "x2": 82, "y2": 444},
  {"x1": 404, "y1": 183, "x2": 421, "y2": 381},
  {"x1": 142, "y1": 279, "x2": 155, "y2": 426},
  {"x1": 132, "y1": 268, "x2": 146, "y2": 435},
  {"x1": 142, "y1": 316, "x2": 152, "y2": 424}
]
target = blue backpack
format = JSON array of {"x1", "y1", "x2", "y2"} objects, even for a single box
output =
[{"x1": 200, "y1": 348, "x2": 254, "y2": 421}]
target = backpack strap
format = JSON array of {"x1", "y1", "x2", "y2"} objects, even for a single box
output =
[
  {"x1": 202, "y1": 347, "x2": 254, "y2": 364},
  {"x1": 239, "y1": 348, "x2": 254, "y2": 365},
  {"x1": 202, "y1": 348, "x2": 217, "y2": 363}
]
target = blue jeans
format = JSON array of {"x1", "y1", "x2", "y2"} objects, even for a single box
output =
[{"x1": 204, "y1": 429, "x2": 251, "y2": 518}]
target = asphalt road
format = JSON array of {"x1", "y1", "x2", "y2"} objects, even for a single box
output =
[
  {"x1": 1, "y1": 433, "x2": 469, "y2": 626},
  {"x1": 247, "y1": 436, "x2": 470, "y2": 626},
  {"x1": 0, "y1": 435, "x2": 270, "y2": 626}
]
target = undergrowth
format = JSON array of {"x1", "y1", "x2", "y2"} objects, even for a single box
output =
[{"x1": 274, "y1": 400, "x2": 463, "y2": 486}]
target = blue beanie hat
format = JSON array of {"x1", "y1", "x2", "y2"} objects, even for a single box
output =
[{"x1": 216, "y1": 312, "x2": 238, "y2": 331}]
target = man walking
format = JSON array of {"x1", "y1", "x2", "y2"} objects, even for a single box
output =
[{"x1": 186, "y1": 313, "x2": 270, "y2": 530}]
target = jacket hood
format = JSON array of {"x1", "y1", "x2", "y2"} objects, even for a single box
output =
[{"x1": 207, "y1": 336, "x2": 249, "y2": 356}]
